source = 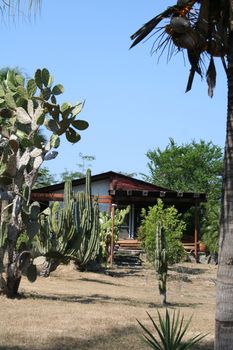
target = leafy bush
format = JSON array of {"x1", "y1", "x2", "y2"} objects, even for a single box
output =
[
  {"x1": 201, "y1": 200, "x2": 220, "y2": 254},
  {"x1": 137, "y1": 309, "x2": 206, "y2": 349},
  {"x1": 139, "y1": 199, "x2": 186, "y2": 265}
]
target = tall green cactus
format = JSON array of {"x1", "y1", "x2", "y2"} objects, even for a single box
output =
[
  {"x1": 154, "y1": 221, "x2": 168, "y2": 306},
  {"x1": 35, "y1": 169, "x2": 100, "y2": 274}
]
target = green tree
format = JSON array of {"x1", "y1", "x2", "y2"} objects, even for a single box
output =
[
  {"x1": 145, "y1": 138, "x2": 223, "y2": 254},
  {"x1": 139, "y1": 199, "x2": 186, "y2": 265},
  {"x1": 145, "y1": 138, "x2": 223, "y2": 199},
  {"x1": 130, "y1": 1, "x2": 232, "y2": 346}
]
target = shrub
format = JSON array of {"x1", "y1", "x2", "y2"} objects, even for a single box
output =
[
  {"x1": 139, "y1": 199, "x2": 186, "y2": 265},
  {"x1": 201, "y1": 200, "x2": 220, "y2": 255}
]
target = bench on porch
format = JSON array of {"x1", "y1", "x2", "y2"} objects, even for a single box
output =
[
  {"x1": 182, "y1": 242, "x2": 196, "y2": 253},
  {"x1": 117, "y1": 239, "x2": 197, "y2": 254},
  {"x1": 116, "y1": 239, "x2": 142, "y2": 251}
]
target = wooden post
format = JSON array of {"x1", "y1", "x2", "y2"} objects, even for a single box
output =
[
  {"x1": 194, "y1": 202, "x2": 198, "y2": 262},
  {"x1": 110, "y1": 204, "x2": 117, "y2": 267}
]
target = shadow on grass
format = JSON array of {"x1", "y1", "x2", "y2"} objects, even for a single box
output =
[
  {"x1": 0, "y1": 326, "x2": 214, "y2": 350},
  {"x1": 0, "y1": 325, "x2": 147, "y2": 350},
  {"x1": 193, "y1": 340, "x2": 214, "y2": 349},
  {"x1": 104, "y1": 268, "x2": 143, "y2": 278},
  {"x1": 21, "y1": 291, "x2": 160, "y2": 307},
  {"x1": 148, "y1": 301, "x2": 202, "y2": 308},
  {"x1": 78, "y1": 277, "x2": 118, "y2": 286},
  {"x1": 21, "y1": 291, "x2": 201, "y2": 310},
  {"x1": 169, "y1": 266, "x2": 208, "y2": 275}
]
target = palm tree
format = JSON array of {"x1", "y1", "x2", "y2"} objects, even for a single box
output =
[
  {"x1": 0, "y1": 0, "x2": 41, "y2": 19},
  {"x1": 130, "y1": 1, "x2": 233, "y2": 348}
]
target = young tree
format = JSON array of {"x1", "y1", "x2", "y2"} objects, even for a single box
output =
[
  {"x1": 0, "y1": 68, "x2": 88, "y2": 297},
  {"x1": 139, "y1": 199, "x2": 186, "y2": 266},
  {"x1": 130, "y1": 1, "x2": 233, "y2": 347}
]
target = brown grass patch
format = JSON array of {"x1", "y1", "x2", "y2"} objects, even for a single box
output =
[{"x1": 0, "y1": 262, "x2": 216, "y2": 349}]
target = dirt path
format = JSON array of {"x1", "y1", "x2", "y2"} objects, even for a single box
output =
[{"x1": 0, "y1": 262, "x2": 216, "y2": 349}]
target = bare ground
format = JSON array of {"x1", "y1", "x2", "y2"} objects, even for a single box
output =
[{"x1": 0, "y1": 261, "x2": 216, "y2": 350}]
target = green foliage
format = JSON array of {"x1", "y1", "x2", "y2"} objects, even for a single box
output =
[
  {"x1": 99, "y1": 206, "x2": 130, "y2": 259},
  {"x1": 139, "y1": 199, "x2": 186, "y2": 265},
  {"x1": 144, "y1": 139, "x2": 223, "y2": 247},
  {"x1": 33, "y1": 167, "x2": 56, "y2": 189},
  {"x1": 137, "y1": 309, "x2": 206, "y2": 349},
  {"x1": 145, "y1": 138, "x2": 223, "y2": 197},
  {"x1": 202, "y1": 200, "x2": 220, "y2": 254}
]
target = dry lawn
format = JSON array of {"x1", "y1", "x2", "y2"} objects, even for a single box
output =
[{"x1": 0, "y1": 261, "x2": 216, "y2": 350}]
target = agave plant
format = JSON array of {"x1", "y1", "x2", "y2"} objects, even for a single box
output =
[{"x1": 137, "y1": 309, "x2": 206, "y2": 349}]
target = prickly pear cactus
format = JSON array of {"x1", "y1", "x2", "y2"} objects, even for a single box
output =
[
  {"x1": 0, "y1": 68, "x2": 89, "y2": 297},
  {"x1": 155, "y1": 221, "x2": 168, "y2": 305},
  {"x1": 26, "y1": 264, "x2": 37, "y2": 283}
]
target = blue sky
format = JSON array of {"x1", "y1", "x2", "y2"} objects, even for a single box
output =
[{"x1": 1, "y1": 0, "x2": 227, "y2": 180}]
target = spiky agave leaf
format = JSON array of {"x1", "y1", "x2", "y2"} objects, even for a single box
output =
[{"x1": 137, "y1": 309, "x2": 206, "y2": 349}]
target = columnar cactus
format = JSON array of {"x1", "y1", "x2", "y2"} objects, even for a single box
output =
[
  {"x1": 0, "y1": 68, "x2": 88, "y2": 297},
  {"x1": 154, "y1": 221, "x2": 168, "y2": 305},
  {"x1": 72, "y1": 173, "x2": 100, "y2": 270},
  {"x1": 35, "y1": 169, "x2": 100, "y2": 274}
]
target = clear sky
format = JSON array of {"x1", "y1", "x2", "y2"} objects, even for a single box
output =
[{"x1": 1, "y1": 0, "x2": 227, "y2": 180}]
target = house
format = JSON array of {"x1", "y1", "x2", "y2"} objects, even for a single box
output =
[{"x1": 32, "y1": 171, "x2": 207, "y2": 256}]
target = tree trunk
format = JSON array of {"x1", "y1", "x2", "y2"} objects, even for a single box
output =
[{"x1": 215, "y1": 31, "x2": 233, "y2": 349}]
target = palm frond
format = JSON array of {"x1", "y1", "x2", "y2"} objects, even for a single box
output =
[
  {"x1": 0, "y1": 0, "x2": 41, "y2": 18},
  {"x1": 130, "y1": 0, "x2": 229, "y2": 96}
]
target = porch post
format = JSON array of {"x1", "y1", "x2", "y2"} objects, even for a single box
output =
[
  {"x1": 110, "y1": 203, "x2": 117, "y2": 267},
  {"x1": 194, "y1": 201, "x2": 199, "y2": 261},
  {"x1": 130, "y1": 204, "x2": 134, "y2": 238}
]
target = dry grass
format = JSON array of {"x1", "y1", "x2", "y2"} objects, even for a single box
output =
[{"x1": 0, "y1": 261, "x2": 216, "y2": 349}]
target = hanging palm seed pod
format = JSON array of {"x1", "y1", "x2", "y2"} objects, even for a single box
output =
[
  {"x1": 170, "y1": 16, "x2": 190, "y2": 33},
  {"x1": 172, "y1": 29, "x2": 200, "y2": 50}
]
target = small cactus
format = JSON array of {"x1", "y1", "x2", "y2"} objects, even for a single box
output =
[{"x1": 155, "y1": 221, "x2": 168, "y2": 305}]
